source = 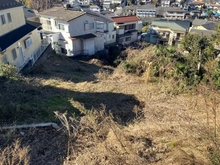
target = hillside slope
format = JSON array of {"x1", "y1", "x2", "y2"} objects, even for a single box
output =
[{"x1": 0, "y1": 48, "x2": 220, "y2": 165}]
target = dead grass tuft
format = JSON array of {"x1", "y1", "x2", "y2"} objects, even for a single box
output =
[{"x1": 0, "y1": 139, "x2": 29, "y2": 165}]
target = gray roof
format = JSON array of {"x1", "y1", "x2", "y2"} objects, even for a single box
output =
[
  {"x1": 190, "y1": 29, "x2": 216, "y2": 37},
  {"x1": 127, "y1": 4, "x2": 156, "y2": 10},
  {"x1": 83, "y1": 9, "x2": 114, "y2": 23},
  {"x1": 202, "y1": 22, "x2": 218, "y2": 30},
  {"x1": 23, "y1": 7, "x2": 36, "y2": 19},
  {"x1": 152, "y1": 20, "x2": 191, "y2": 31},
  {"x1": 166, "y1": 9, "x2": 187, "y2": 13},
  {"x1": 39, "y1": 7, "x2": 86, "y2": 22},
  {"x1": 39, "y1": 7, "x2": 113, "y2": 23},
  {"x1": 156, "y1": 7, "x2": 181, "y2": 16},
  {"x1": 0, "y1": 0, "x2": 22, "y2": 10},
  {"x1": 192, "y1": 18, "x2": 207, "y2": 26}
]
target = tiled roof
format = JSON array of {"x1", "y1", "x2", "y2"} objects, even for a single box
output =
[
  {"x1": 39, "y1": 7, "x2": 86, "y2": 22},
  {"x1": 152, "y1": 20, "x2": 191, "y2": 31},
  {"x1": 83, "y1": 9, "x2": 114, "y2": 23},
  {"x1": 0, "y1": 21, "x2": 41, "y2": 51},
  {"x1": 166, "y1": 9, "x2": 186, "y2": 13},
  {"x1": 190, "y1": 29, "x2": 216, "y2": 36},
  {"x1": 111, "y1": 16, "x2": 139, "y2": 24},
  {"x1": 202, "y1": 22, "x2": 218, "y2": 30},
  {"x1": 0, "y1": 0, "x2": 22, "y2": 10},
  {"x1": 70, "y1": 33, "x2": 96, "y2": 40},
  {"x1": 23, "y1": 7, "x2": 36, "y2": 19},
  {"x1": 192, "y1": 18, "x2": 207, "y2": 26}
]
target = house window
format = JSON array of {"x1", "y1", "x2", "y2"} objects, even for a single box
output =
[
  {"x1": 84, "y1": 22, "x2": 94, "y2": 30},
  {"x1": 1, "y1": 14, "x2": 6, "y2": 25},
  {"x1": 54, "y1": 20, "x2": 58, "y2": 27},
  {"x1": 46, "y1": 20, "x2": 51, "y2": 25},
  {"x1": 59, "y1": 24, "x2": 65, "y2": 30},
  {"x1": 12, "y1": 48, "x2": 17, "y2": 61},
  {"x1": 125, "y1": 37, "x2": 131, "y2": 41},
  {"x1": 24, "y1": 37, "x2": 32, "y2": 48},
  {"x1": 84, "y1": 23, "x2": 89, "y2": 30},
  {"x1": 90, "y1": 23, "x2": 94, "y2": 29},
  {"x1": 7, "y1": 13, "x2": 12, "y2": 23},
  {"x1": 125, "y1": 24, "x2": 136, "y2": 30},
  {"x1": 97, "y1": 22, "x2": 104, "y2": 31},
  {"x1": 112, "y1": 35, "x2": 115, "y2": 39},
  {"x1": 109, "y1": 34, "x2": 111, "y2": 38}
]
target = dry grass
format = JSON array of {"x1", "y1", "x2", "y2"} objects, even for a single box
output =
[
  {"x1": 1, "y1": 48, "x2": 220, "y2": 164},
  {"x1": 0, "y1": 140, "x2": 29, "y2": 165}
]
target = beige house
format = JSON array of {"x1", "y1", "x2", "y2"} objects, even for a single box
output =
[
  {"x1": 150, "y1": 20, "x2": 191, "y2": 46},
  {"x1": 0, "y1": 0, "x2": 47, "y2": 72}
]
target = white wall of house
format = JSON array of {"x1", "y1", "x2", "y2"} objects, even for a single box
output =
[
  {"x1": 97, "y1": 21, "x2": 116, "y2": 45},
  {"x1": 136, "y1": 9, "x2": 156, "y2": 18},
  {"x1": 40, "y1": 13, "x2": 114, "y2": 56},
  {"x1": 72, "y1": 39, "x2": 83, "y2": 55},
  {"x1": 84, "y1": 38, "x2": 95, "y2": 55},
  {"x1": 95, "y1": 36, "x2": 104, "y2": 51},
  {"x1": 131, "y1": 31, "x2": 138, "y2": 43},
  {"x1": 116, "y1": 21, "x2": 139, "y2": 33},
  {"x1": 68, "y1": 14, "x2": 97, "y2": 36}
]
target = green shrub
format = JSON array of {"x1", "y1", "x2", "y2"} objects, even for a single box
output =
[{"x1": 0, "y1": 64, "x2": 19, "y2": 80}]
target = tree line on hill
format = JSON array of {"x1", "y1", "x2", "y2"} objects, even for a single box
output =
[{"x1": 17, "y1": 0, "x2": 61, "y2": 10}]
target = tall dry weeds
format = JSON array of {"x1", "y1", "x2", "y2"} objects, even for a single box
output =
[
  {"x1": 0, "y1": 139, "x2": 29, "y2": 165},
  {"x1": 56, "y1": 101, "x2": 161, "y2": 165}
]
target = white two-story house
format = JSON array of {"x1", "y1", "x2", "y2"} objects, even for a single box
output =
[
  {"x1": 136, "y1": 5, "x2": 156, "y2": 18},
  {"x1": 111, "y1": 15, "x2": 141, "y2": 46},
  {"x1": 39, "y1": 7, "x2": 116, "y2": 56},
  {"x1": 164, "y1": 10, "x2": 186, "y2": 20},
  {"x1": 0, "y1": 0, "x2": 46, "y2": 72}
]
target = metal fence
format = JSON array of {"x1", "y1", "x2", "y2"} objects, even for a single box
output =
[{"x1": 19, "y1": 40, "x2": 51, "y2": 71}]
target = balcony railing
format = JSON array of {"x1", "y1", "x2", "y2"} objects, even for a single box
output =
[{"x1": 19, "y1": 40, "x2": 50, "y2": 71}]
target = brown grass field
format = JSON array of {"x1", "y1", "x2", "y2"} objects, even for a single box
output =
[{"x1": 0, "y1": 47, "x2": 220, "y2": 165}]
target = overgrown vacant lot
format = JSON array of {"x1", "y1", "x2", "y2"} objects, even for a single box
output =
[{"x1": 0, "y1": 47, "x2": 220, "y2": 165}]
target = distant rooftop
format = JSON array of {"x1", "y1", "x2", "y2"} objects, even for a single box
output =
[
  {"x1": 202, "y1": 22, "x2": 218, "y2": 30},
  {"x1": 39, "y1": 7, "x2": 86, "y2": 22},
  {"x1": 152, "y1": 19, "x2": 191, "y2": 31},
  {"x1": 111, "y1": 15, "x2": 139, "y2": 24},
  {"x1": 190, "y1": 29, "x2": 216, "y2": 36},
  {"x1": 0, "y1": 0, "x2": 23, "y2": 10},
  {"x1": 192, "y1": 18, "x2": 207, "y2": 26},
  {"x1": 166, "y1": 9, "x2": 187, "y2": 13}
]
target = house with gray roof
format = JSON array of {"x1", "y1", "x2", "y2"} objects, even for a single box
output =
[
  {"x1": 39, "y1": 7, "x2": 116, "y2": 56},
  {"x1": 147, "y1": 19, "x2": 191, "y2": 46},
  {"x1": 189, "y1": 29, "x2": 216, "y2": 37},
  {"x1": 192, "y1": 18, "x2": 207, "y2": 27},
  {"x1": 190, "y1": 18, "x2": 218, "y2": 36}
]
